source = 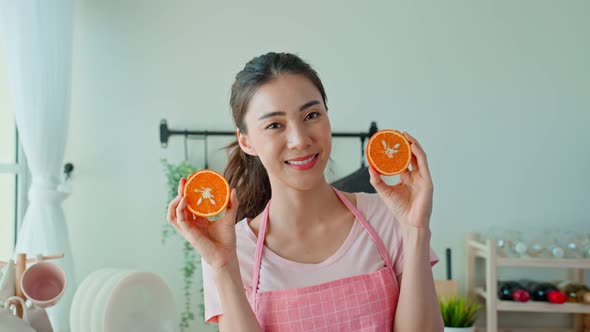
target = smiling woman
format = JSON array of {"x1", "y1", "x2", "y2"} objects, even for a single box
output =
[{"x1": 166, "y1": 52, "x2": 443, "y2": 332}]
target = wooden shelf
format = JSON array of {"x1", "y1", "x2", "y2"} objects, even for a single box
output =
[
  {"x1": 475, "y1": 286, "x2": 487, "y2": 299},
  {"x1": 465, "y1": 233, "x2": 590, "y2": 332},
  {"x1": 497, "y1": 301, "x2": 590, "y2": 314},
  {"x1": 497, "y1": 257, "x2": 590, "y2": 269},
  {"x1": 475, "y1": 328, "x2": 572, "y2": 332},
  {"x1": 466, "y1": 239, "x2": 590, "y2": 269}
]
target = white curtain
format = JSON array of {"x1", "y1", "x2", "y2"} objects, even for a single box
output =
[{"x1": 0, "y1": 1, "x2": 75, "y2": 331}]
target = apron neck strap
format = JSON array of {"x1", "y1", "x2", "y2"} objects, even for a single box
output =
[
  {"x1": 250, "y1": 200, "x2": 271, "y2": 299},
  {"x1": 331, "y1": 188, "x2": 394, "y2": 270}
]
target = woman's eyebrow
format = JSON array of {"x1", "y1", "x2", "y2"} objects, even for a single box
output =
[
  {"x1": 258, "y1": 100, "x2": 321, "y2": 121},
  {"x1": 299, "y1": 100, "x2": 321, "y2": 111}
]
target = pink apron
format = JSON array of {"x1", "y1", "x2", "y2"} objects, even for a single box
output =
[{"x1": 249, "y1": 188, "x2": 399, "y2": 331}]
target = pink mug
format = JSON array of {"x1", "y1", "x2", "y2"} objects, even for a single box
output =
[{"x1": 20, "y1": 261, "x2": 66, "y2": 308}]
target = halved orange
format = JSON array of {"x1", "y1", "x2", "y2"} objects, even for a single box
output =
[
  {"x1": 366, "y1": 129, "x2": 412, "y2": 176},
  {"x1": 183, "y1": 169, "x2": 230, "y2": 220}
]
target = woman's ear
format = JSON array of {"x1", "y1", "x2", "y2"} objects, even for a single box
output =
[{"x1": 236, "y1": 129, "x2": 257, "y2": 156}]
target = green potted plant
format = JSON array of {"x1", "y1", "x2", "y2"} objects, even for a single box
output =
[
  {"x1": 161, "y1": 159, "x2": 202, "y2": 331},
  {"x1": 439, "y1": 295, "x2": 481, "y2": 332}
]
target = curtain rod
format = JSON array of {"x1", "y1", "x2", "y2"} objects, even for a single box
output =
[{"x1": 159, "y1": 119, "x2": 378, "y2": 148}]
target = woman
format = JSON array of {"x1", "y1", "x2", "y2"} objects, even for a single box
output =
[{"x1": 167, "y1": 52, "x2": 443, "y2": 331}]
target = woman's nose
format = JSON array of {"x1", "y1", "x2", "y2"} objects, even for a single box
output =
[{"x1": 286, "y1": 125, "x2": 312, "y2": 150}]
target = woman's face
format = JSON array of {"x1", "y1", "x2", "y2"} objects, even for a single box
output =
[{"x1": 238, "y1": 74, "x2": 332, "y2": 191}]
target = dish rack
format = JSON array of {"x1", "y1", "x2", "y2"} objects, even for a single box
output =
[
  {"x1": 465, "y1": 232, "x2": 590, "y2": 332},
  {"x1": 0, "y1": 252, "x2": 64, "y2": 318}
]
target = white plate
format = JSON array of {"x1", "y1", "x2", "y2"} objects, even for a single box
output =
[
  {"x1": 70, "y1": 269, "x2": 105, "y2": 332},
  {"x1": 70, "y1": 269, "x2": 118, "y2": 332},
  {"x1": 89, "y1": 270, "x2": 132, "y2": 332},
  {"x1": 103, "y1": 272, "x2": 177, "y2": 332}
]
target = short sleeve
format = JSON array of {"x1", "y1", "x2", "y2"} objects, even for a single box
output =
[
  {"x1": 356, "y1": 192, "x2": 438, "y2": 277},
  {"x1": 201, "y1": 257, "x2": 222, "y2": 324}
]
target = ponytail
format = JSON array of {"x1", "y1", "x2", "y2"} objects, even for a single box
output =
[{"x1": 224, "y1": 140, "x2": 271, "y2": 222}]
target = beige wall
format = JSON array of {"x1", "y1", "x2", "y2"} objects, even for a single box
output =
[{"x1": 1, "y1": 0, "x2": 588, "y2": 330}]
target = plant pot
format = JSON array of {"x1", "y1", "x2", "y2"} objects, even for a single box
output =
[{"x1": 444, "y1": 327, "x2": 475, "y2": 332}]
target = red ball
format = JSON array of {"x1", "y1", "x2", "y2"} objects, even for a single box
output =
[
  {"x1": 511, "y1": 290, "x2": 530, "y2": 302},
  {"x1": 547, "y1": 291, "x2": 567, "y2": 304}
]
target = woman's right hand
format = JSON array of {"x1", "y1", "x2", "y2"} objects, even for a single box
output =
[{"x1": 167, "y1": 177, "x2": 239, "y2": 271}]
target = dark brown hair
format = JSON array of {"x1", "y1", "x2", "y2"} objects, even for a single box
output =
[{"x1": 224, "y1": 52, "x2": 328, "y2": 221}]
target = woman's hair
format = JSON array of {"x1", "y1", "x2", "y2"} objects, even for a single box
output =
[{"x1": 224, "y1": 52, "x2": 328, "y2": 221}]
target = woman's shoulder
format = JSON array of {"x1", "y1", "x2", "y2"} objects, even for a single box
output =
[
  {"x1": 243, "y1": 213, "x2": 262, "y2": 238},
  {"x1": 233, "y1": 218, "x2": 258, "y2": 282},
  {"x1": 235, "y1": 217, "x2": 259, "y2": 246},
  {"x1": 339, "y1": 191, "x2": 357, "y2": 207},
  {"x1": 351, "y1": 191, "x2": 397, "y2": 231},
  {"x1": 350, "y1": 192, "x2": 389, "y2": 213}
]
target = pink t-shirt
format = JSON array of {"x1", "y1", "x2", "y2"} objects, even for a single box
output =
[{"x1": 202, "y1": 192, "x2": 438, "y2": 323}]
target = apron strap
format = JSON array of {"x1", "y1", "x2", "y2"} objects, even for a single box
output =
[
  {"x1": 251, "y1": 200, "x2": 270, "y2": 303},
  {"x1": 331, "y1": 188, "x2": 394, "y2": 270}
]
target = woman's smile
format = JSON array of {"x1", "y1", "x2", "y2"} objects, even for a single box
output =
[{"x1": 285, "y1": 153, "x2": 320, "y2": 170}]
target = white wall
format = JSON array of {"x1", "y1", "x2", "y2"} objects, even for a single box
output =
[
  {"x1": 0, "y1": 38, "x2": 16, "y2": 262},
  {"x1": 2, "y1": 0, "x2": 589, "y2": 330}
]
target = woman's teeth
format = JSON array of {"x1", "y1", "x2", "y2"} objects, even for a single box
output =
[{"x1": 287, "y1": 155, "x2": 316, "y2": 165}]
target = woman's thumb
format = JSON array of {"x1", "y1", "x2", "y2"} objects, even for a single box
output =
[
  {"x1": 224, "y1": 189, "x2": 239, "y2": 224},
  {"x1": 368, "y1": 166, "x2": 389, "y2": 195}
]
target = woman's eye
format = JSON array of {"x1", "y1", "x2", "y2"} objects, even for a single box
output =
[
  {"x1": 265, "y1": 122, "x2": 282, "y2": 130},
  {"x1": 305, "y1": 112, "x2": 321, "y2": 120}
]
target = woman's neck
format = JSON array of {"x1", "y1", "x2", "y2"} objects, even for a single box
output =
[{"x1": 267, "y1": 179, "x2": 343, "y2": 234}]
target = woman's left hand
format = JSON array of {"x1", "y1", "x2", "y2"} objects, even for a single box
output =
[{"x1": 369, "y1": 132, "x2": 433, "y2": 229}]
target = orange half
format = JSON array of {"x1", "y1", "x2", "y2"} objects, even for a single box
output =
[
  {"x1": 183, "y1": 169, "x2": 230, "y2": 219},
  {"x1": 366, "y1": 129, "x2": 412, "y2": 176}
]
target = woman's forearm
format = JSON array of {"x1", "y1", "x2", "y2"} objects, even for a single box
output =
[
  {"x1": 393, "y1": 225, "x2": 444, "y2": 332},
  {"x1": 214, "y1": 257, "x2": 262, "y2": 332}
]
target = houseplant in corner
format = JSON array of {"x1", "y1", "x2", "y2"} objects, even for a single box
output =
[{"x1": 439, "y1": 295, "x2": 481, "y2": 332}]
